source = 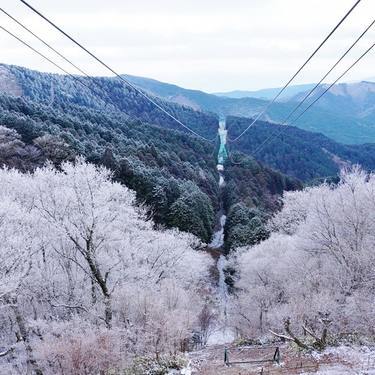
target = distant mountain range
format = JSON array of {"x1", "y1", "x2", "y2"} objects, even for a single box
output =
[
  {"x1": 213, "y1": 77, "x2": 375, "y2": 100},
  {"x1": 213, "y1": 83, "x2": 317, "y2": 100},
  {"x1": 118, "y1": 71, "x2": 375, "y2": 181},
  {"x1": 123, "y1": 74, "x2": 375, "y2": 145}
]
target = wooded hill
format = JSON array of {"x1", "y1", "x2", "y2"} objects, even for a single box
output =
[
  {"x1": 226, "y1": 116, "x2": 375, "y2": 182},
  {"x1": 0, "y1": 64, "x2": 218, "y2": 139}
]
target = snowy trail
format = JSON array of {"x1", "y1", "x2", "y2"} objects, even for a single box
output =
[
  {"x1": 206, "y1": 119, "x2": 235, "y2": 346},
  {"x1": 206, "y1": 254, "x2": 235, "y2": 346}
]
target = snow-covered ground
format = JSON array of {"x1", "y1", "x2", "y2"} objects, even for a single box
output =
[
  {"x1": 168, "y1": 361, "x2": 193, "y2": 375},
  {"x1": 206, "y1": 255, "x2": 236, "y2": 346},
  {"x1": 312, "y1": 346, "x2": 375, "y2": 374}
]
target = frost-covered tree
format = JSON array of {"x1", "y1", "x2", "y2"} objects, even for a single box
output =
[
  {"x1": 231, "y1": 167, "x2": 375, "y2": 344},
  {"x1": 33, "y1": 134, "x2": 74, "y2": 166},
  {"x1": 0, "y1": 168, "x2": 44, "y2": 374},
  {"x1": 0, "y1": 126, "x2": 41, "y2": 170},
  {"x1": 0, "y1": 159, "x2": 211, "y2": 374}
]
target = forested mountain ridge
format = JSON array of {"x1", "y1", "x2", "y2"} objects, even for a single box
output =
[
  {"x1": 122, "y1": 72, "x2": 291, "y2": 121},
  {"x1": 291, "y1": 80, "x2": 375, "y2": 116},
  {"x1": 226, "y1": 116, "x2": 375, "y2": 182},
  {"x1": 287, "y1": 80, "x2": 375, "y2": 144},
  {"x1": 3, "y1": 63, "x2": 374, "y2": 249}
]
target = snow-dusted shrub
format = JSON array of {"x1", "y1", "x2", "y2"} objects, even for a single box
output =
[
  {"x1": 35, "y1": 322, "x2": 128, "y2": 375},
  {"x1": 124, "y1": 354, "x2": 187, "y2": 375}
]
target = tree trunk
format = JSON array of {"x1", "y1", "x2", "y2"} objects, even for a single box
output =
[
  {"x1": 9, "y1": 297, "x2": 43, "y2": 375},
  {"x1": 104, "y1": 295, "x2": 112, "y2": 329},
  {"x1": 85, "y1": 251, "x2": 112, "y2": 328}
]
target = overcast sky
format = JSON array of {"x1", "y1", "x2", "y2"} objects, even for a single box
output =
[{"x1": 1, "y1": 0, "x2": 374, "y2": 92}]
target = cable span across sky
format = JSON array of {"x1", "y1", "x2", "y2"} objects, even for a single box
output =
[
  {"x1": 246, "y1": 17, "x2": 375, "y2": 156},
  {"x1": 251, "y1": 41, "x2": 375, "y2": 156},
  {"x1": 275, "y1": 19, "x2": 375, "y2": 128},
  {"x1": 228, "y1": 0, "x2": 362, "y2": 143}
]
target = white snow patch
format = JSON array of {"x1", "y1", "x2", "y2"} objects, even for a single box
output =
[
  {"x1": 209, "y1": 215, "x2": 226, "y2": 249},
  {"x1": 180, "y1": 365, "x2": 192, "y2": 375},
  {"x1": 219, "y1": 174, "x2": 225, "y2": 186},
  {"x1": 169, "y1": 361, "x2": 193, "y2": 375}
]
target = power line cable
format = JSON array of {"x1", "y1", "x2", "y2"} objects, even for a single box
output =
[
  {"x1": 1, "y1": 6, "x2": 218, "y2": 142},
  {"x1": 228, "y1": 0, "x2": 362, "y2": 143},
  {"x1": 19, "y1": 0, "x2": 215, "y2": 142},
  {"x1": 278, "y1": 19, "x2": 375, "y2": 126},
  {"x1": 251, "y1": 41, "x2": 375, "y2": 156},
  {"x1": 0, "y1": 6, "x2": 118, "y2": 109},
  {"x1": 1, "y1": 8, "x2": 97, "y2": 84}
]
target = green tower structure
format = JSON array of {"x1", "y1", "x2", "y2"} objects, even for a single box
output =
[{"x1": 218, "y1": 120, "x2": 228, "y2": 165}]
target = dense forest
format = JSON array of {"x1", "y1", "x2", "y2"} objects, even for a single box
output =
[
  {"x1": 0, "y1": 92, "x2": 218, "y2": 242},
  {"x1": 222, "y1": 155, "x2": 301, "y2": 250},
  {"x1": 2, "y1": 64, "x2": 375, "y2": 253}
]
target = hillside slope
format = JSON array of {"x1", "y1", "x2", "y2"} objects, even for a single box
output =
[
  {"x1": 288, "y1": 81, "x2": 375, "y2": 144},
  {"x1": 0, "y1": 64, "x2": 218, "y2": 140},
  {"x1": 292, "y1": 81, "x2": 375, "y2": 117}
]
